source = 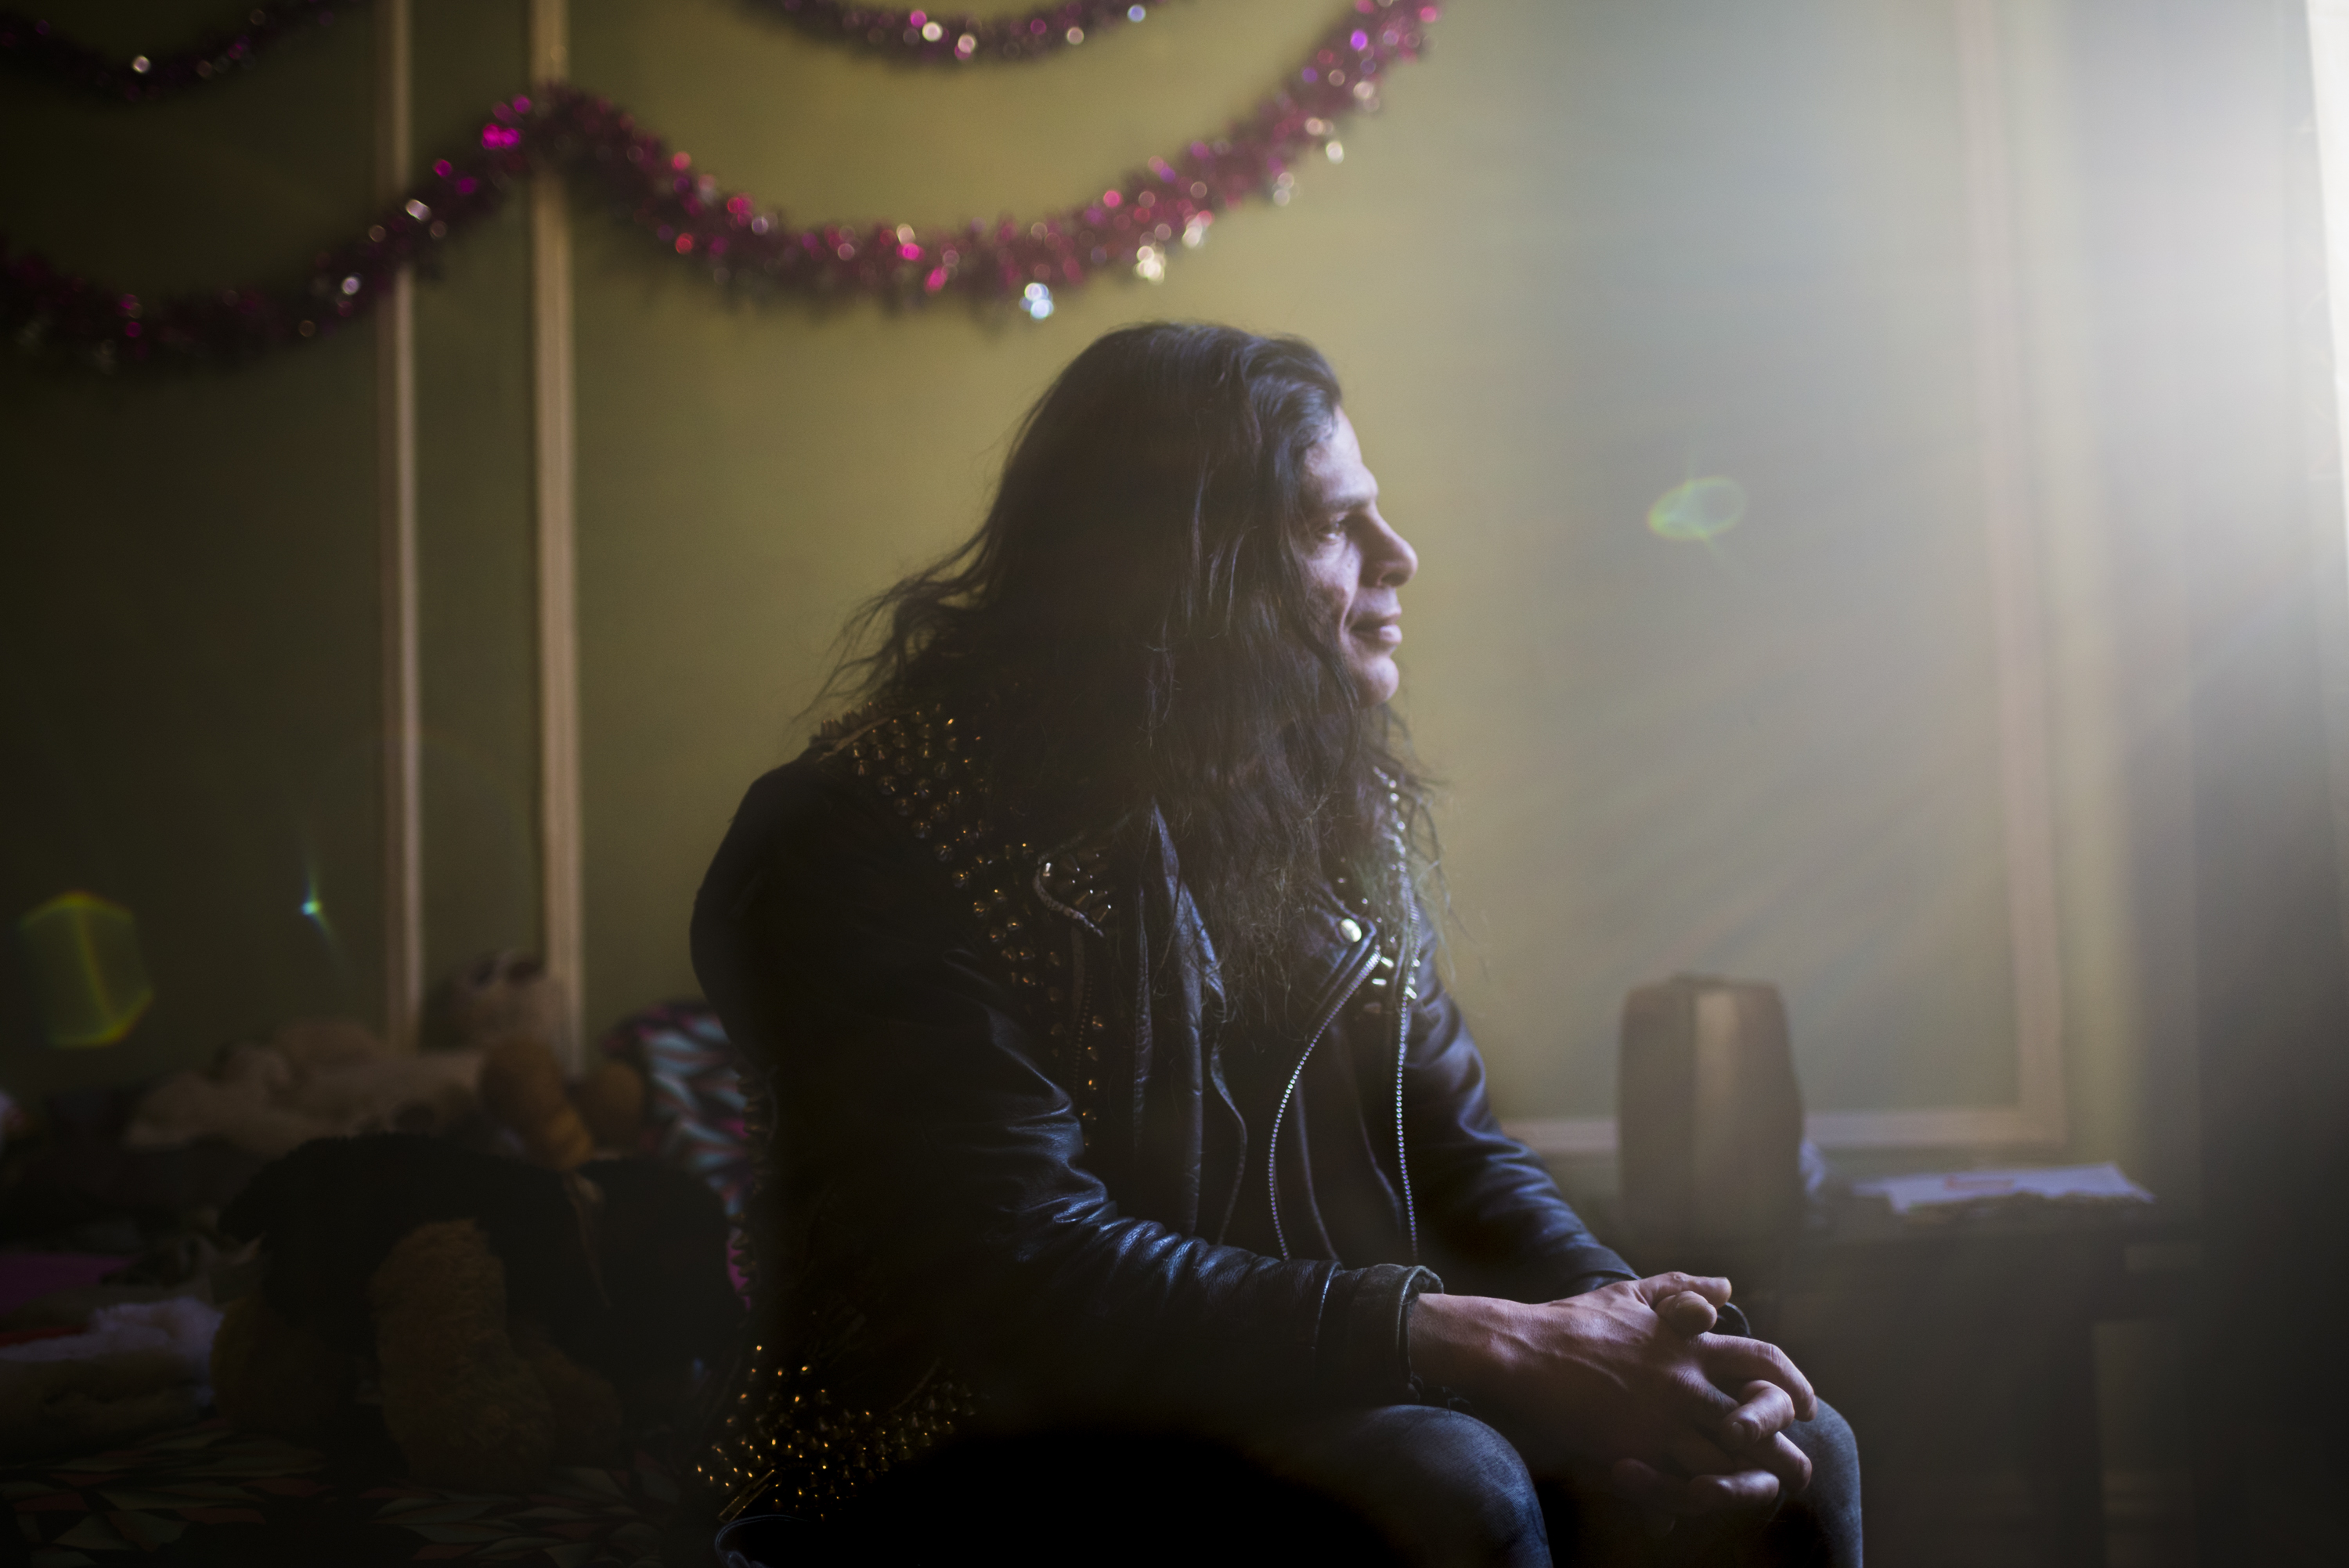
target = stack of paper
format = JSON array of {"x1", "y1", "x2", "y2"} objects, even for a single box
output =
[{"x1": 1852, "y1": 1162, "x2": 2152, "y2": 1218}]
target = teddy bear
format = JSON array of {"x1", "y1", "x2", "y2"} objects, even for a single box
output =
[
  {"x1": 477, "y1": 1035, "x2": 647, "y2": 1171},
  {"x1": 208, "y1": 1132, "x2": 741, "y2": 1493},
  {"x1": 435, "y1": 951, "x2": 650, "y2": 1172}
]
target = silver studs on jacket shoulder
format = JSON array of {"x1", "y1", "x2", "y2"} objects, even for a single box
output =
[{"x1": 827, "y1": 700, "x2": 1120, "y2": 1135}]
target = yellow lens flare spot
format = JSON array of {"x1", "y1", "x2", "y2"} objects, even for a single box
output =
[
  {"x1": 1647, "y1": 476, "x2": 1747, "y2": 542},
  {"x1": 16, "y1": 891, "x2": 153, "y2": 1047}
]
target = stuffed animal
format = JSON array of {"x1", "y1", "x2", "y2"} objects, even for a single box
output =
[
  {"x1": 210, "y1": 1133, "x2": 741, "y2": 1492},
  {"x1": 440, "y1": 950, "x2": 568, "y2": 1061},
  {"x1": 438, "y1": 952, "x2": 649, "y2": 1170},
  {"x1": 0, "y1": 1298, "x2": 223, "y2": 1459},
  {"x1": 123, "y1": 1018, "x2": 480, "y2": 1160},
  {"x1": 478, "y1": 1036, "x2": 648, "y2": 1171}
]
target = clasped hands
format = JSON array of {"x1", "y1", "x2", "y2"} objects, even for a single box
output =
[{"x1": 1406, "y1": 1272, "x2": 1817, "y2": 1523}]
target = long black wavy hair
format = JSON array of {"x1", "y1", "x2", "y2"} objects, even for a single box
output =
[{"x1": 831, "y1": 323, "x2": 1434, "y2": 1004}]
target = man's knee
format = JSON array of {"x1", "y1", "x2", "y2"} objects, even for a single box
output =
[
  {"x1": 1776, "y1": 1398, "x2": 1863, "y2": 1567},
  {"x1": 1785, "y1": 1400, "x2": 1858, "y2": 1505},
  {"x1": 1369, "y1": 1405, "x2": 1546, "y2": 1545},
  {"x1": 1268, "y1": 1404, "x2": 1550, "y2": 1568}
]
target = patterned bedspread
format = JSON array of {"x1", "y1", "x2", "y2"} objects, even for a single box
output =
[{"x1": 1, "y1": 1419, "x2": 675, "y2": 1566}]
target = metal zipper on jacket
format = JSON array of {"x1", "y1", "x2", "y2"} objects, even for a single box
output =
[
  {"x1": 1266, "y1": 939, "x2": 1377, "y2": 1261},
  {"x1": 1391, "y1": 885, "x2": 1420, "y2": 1266}
]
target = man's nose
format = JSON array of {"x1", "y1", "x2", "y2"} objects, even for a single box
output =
[{"x1": 1366, "y1": 515, "x2": 1418, "y2": 588}]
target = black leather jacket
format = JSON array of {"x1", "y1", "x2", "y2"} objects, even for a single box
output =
[{"x1": 687, "y1": 701, "x2": 1635, "y2": 1520}]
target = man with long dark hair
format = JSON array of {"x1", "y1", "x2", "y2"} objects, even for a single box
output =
[{"x1": 690, "y1": 323, "x2": 1860, "y2": 1565}]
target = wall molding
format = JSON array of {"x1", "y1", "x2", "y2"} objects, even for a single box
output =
[
  {"x1": 375, "y1": 0, "x2": 421, "y2": 1052},
  {"x1": 2313, "y1": 0, "x2": 2349, "y2": 514},
  {"x1": 1954, "y1": 0, "x2": 2067, "y2": 1150},
  {"x1": 532, "y1": 0, "x2": 584, "y2": 1069},
  {"x1": 2307, "y1": 0, "x2": 2349, "y2": 989}
]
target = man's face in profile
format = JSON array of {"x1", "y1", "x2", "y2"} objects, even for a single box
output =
[{"x1": 1300, "y1": 408, "x2": 1420, "y2": 706}]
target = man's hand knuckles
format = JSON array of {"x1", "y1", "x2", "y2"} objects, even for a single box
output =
[
  {"x1": 1722, "y1": 1383, "x2": 1795, "y2": 1445},
  {"x1": 1697, "y1": 1337, "x2": 1814, "y2": 1403},
  {"x1": 1770, "y1": 1434, "x2": 1813, "y2": 1492},
  {"x1": 1680, "y1": 1472, "x2": 1777, "y2": 1517}
]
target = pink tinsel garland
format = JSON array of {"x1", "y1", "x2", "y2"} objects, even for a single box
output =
[
  {"x1": 2, "y1": 0, "x2": 1434, "y2": 370},
  {"x1": 1, "y1": 1, "x2": 1192, "y2": 104}
]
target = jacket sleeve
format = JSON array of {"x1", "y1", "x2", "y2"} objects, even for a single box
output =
[
  {"x1": 1397, "y1": 949, "x2": 1639, "y2": 1305},
  {"x1": 694, "y1": 760, "x2": 1434, "y2": 1426}
]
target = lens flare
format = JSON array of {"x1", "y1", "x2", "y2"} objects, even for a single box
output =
[
  {"x1": 1647, "y1": 476, "x2": 1747, "y2": 542},
  {"x1": 299, "y1": 872, "x2": 333, "y2": 939},
  {"x1": 292, "y1": 850, "x2": 347, "y2": 972},
  {"x1": 16, "y1": 891, "x2": 153, "y2": 1047}
]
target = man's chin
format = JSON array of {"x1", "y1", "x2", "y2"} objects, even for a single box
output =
[{"x1": 1352, "y1": 658, "x2": 1401, "y2": 707}]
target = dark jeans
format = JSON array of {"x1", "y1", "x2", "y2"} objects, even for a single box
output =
[
  {"x1": 714, "y1": 1400, "x2": 1860, "y2": 1567},
  {"x1": 1253, "y1": 1400, "x2": 1862, "y2": 1567}
]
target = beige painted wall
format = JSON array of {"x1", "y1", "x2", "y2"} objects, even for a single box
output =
[
  {"x1": 0, "y1": 0, "x2": 537, "y2": 1095},
  {"x1": 0, "y1": 0, "x2": 2214, "y2": 1201},
  {"x1": 568, "y1": 0, "x2": 2185, "y2": 1172},
  {"x1": 0, "y1": 1, "x2": 381, "y2": 1101}
]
